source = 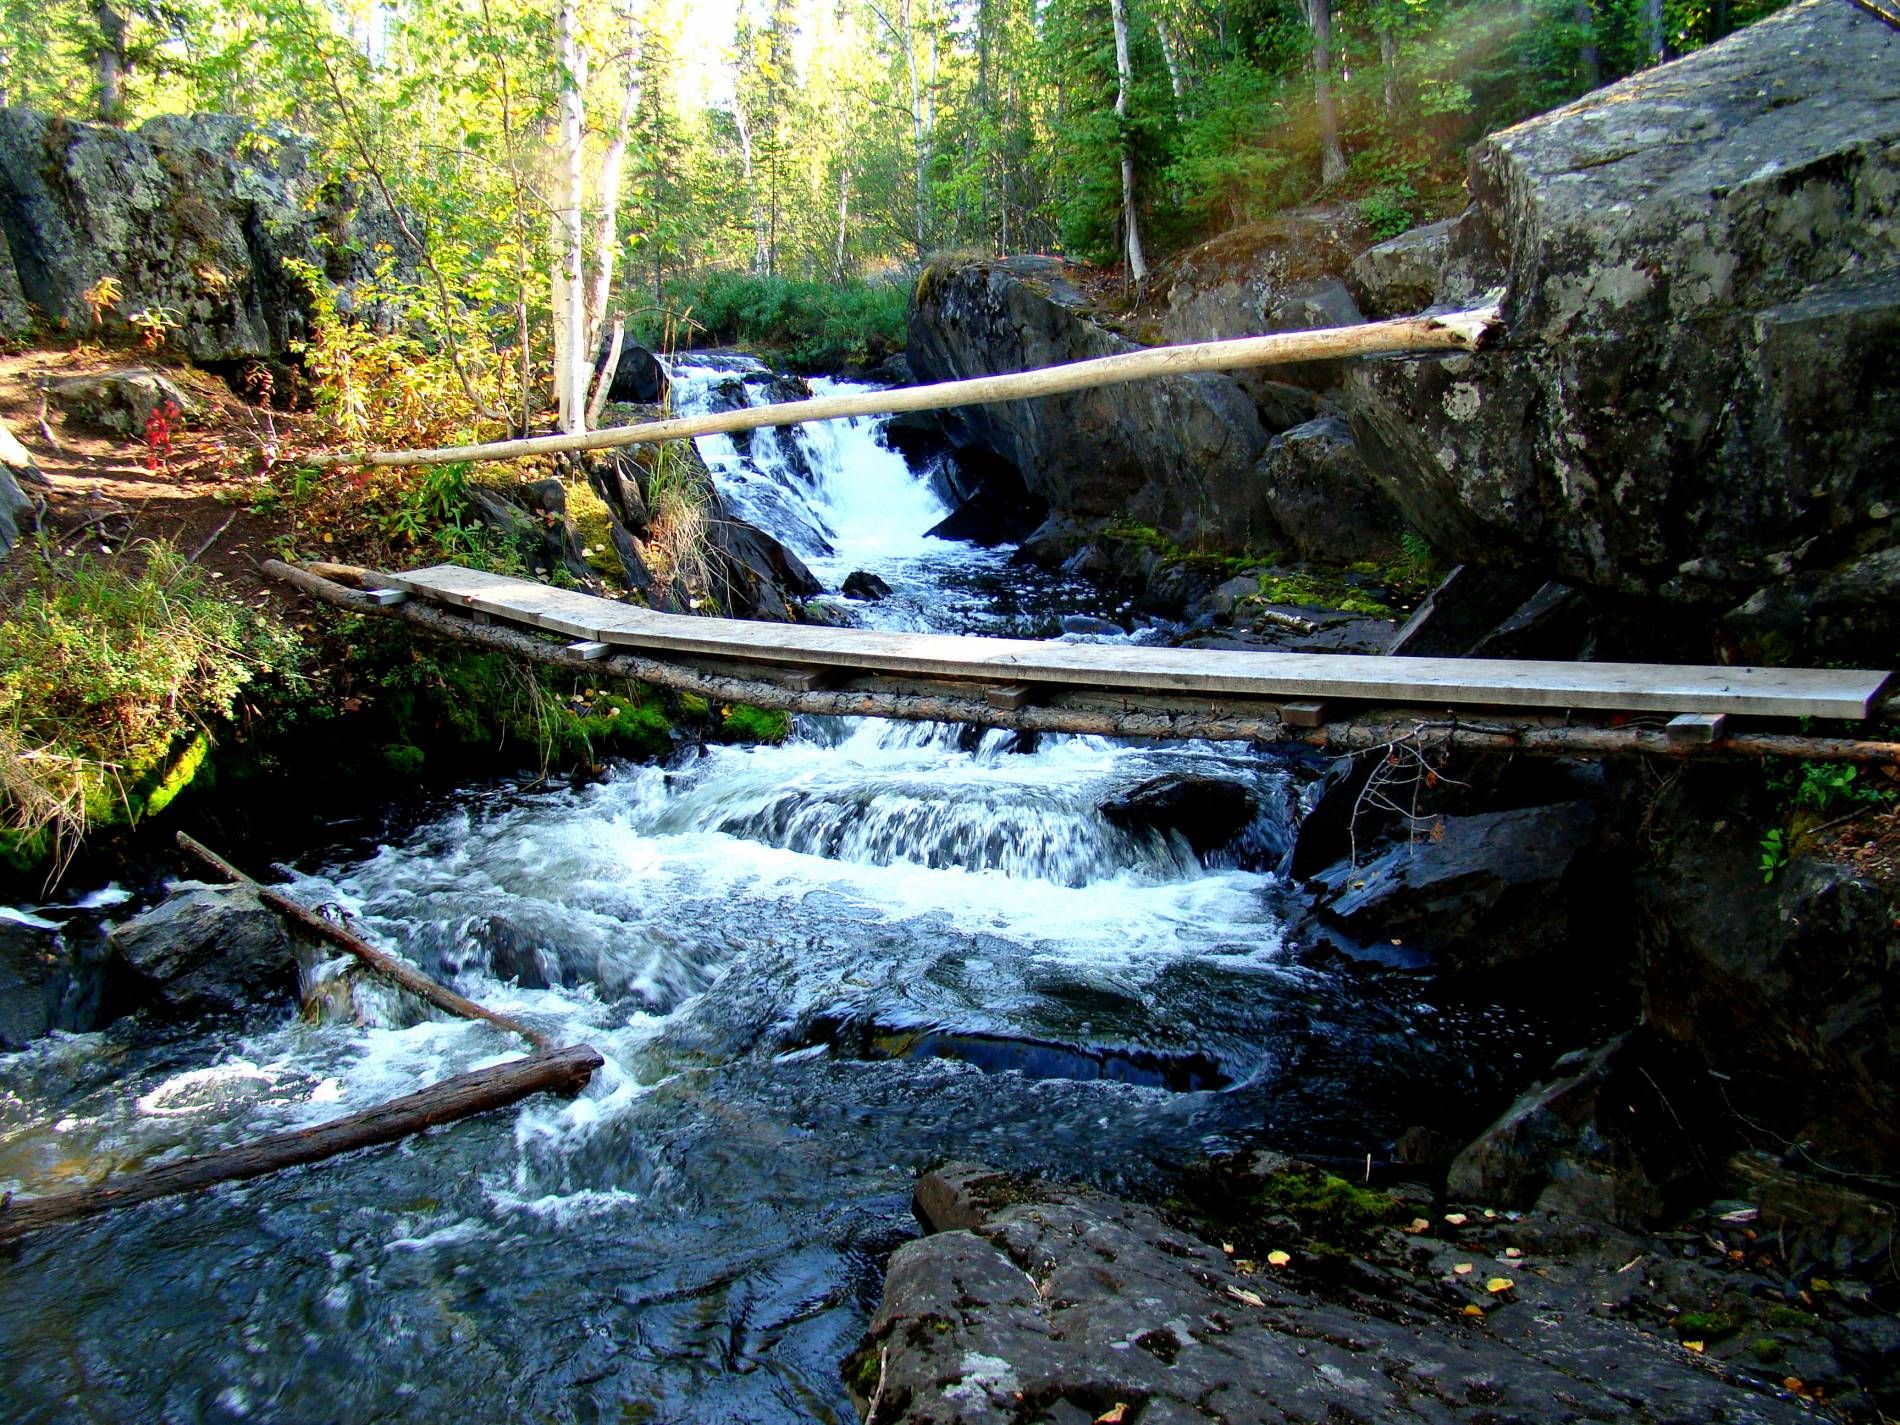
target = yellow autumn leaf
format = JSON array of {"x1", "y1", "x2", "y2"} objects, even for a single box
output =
[
  {"x1": 1461, "y1": 1304, "x2": 1485, "y2": 1317},
  {"x1": 1444, "y1": 1213, "x2": 1468, "y2": 1226},
  {"x1": 1267, "y1": 1250, "x2": 1291, "y2": 1267},
  {"x1": 1485, "y1": 1278, "x2": 1514, "y2": 1294},
  {"x1": 1683, "y1": 1340, "x2": 1705, "y2": 1353},
  {"x1": 1407, "y1": 1217, "x2": 1431, "y2": 1234},
  {"x1": 1096, "y1": 1406, "x2": 1128, "y2": 1424},
  {"x1": 1453, "y1": 1263, "x2": 1474, "y2": 1276}
]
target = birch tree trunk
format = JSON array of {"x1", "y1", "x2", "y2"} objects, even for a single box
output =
[
  {"x1": 1110, "y1": 0, "x2": 1148, "y2": 289},
  {"x1": 1154, "y1": 15, "x2": 1186, "y2": 113},
  {"x1": 733, "y1": 99, "x2": 768, "y2": 275},
  {"x1": 588, "y1": 14, "x2": 645, "y2": 359},
  {"x1": 555, "y1": 0, "x2": 589, "y2": 435},
  {"x1": 93, "y1": 0, "x2": 128, "y2": 123},
  {"x1": 1379, "y1": 27, "x2": 1398, "y2": 116},
  {"x1": 833, "y1": 165, "x2": 851, "y2": 282}
]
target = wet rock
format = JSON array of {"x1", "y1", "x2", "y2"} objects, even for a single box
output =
[
  {"x1": 460, "y1": 914, "x2": 562, "y2": 990},
  {"x1": 1727, "y1": 1152, "x2": 1898, "y2": 1272},
  {"x1": 1256, "y1": 416, "x2": 1404, "y2": 562},
  {"x1": 1386, "y1": 564, "x2": 1545, "y2": 657},
  {"x1": 841, "y1": 570, "x2": 892, "y2": 601},
  {"x1": 608, "y1": 521, "x2": 655, "y2": 594},
  {"x1": 1448, "y1": 1033, "x2": 1731, "y2": 1228},
  {"x1": 741, "y1": 369, "x2": 813, "y2": 407},
  {"x1": 1720, "y1": 545, "x2": 1900, "y2": 668},
  {"x1": 924, "y1": 454, "x2": 1047, "y2": 547},
  {"x1": 1307, "y1": 801, "x2": 1601, "y2": 973},
  {"x1": 597, "y1": 339, "x2": 669, "y2": 405},
  {"x1": 1099, "y1": 774, "x2": 1258, "y2": 854},
  {"x1": 0, "y1": 109, "x2": 409, "y2": 362},
  {"x1": 1341, "y1": 1, "x2": 1900, "y2": 646},
  {"x1": 1346, "y1": 218, "x2": 1453, "y2": 319},
  {"x1": 908, "y1": 255, "x2": 1272, "y2": 550},
  {"x1": 850, "y1": 1162, "x2": 1816, "y2": 1425},
  {"x1": 707, "y1": 516, "x2": 823, "y2": 622},
  {"x1": 1468, "y1": 580, "x2": 1595, "y2": 660},
  {"x1": 1057, "y1": 613, "x2": 1122, "y2": 637},
  {"x1": 105, "y1": 884, "x2": 299, "y2": 1021},
  {"x1": 848, "y1": 350, "x2": 913, "y2": 386},
  {"x1": 46, "y1": 369, "x2": 197, "y2": 438},
  {"x1": 1640, "y1": 802, "x2": 1900, "y2": 1176},
  {"x1": 881, "y1": 407, "x2": 949, "y2": 467},
  {"x1": 0, "y1": 917, "x2": 63, "y2": 1050}
]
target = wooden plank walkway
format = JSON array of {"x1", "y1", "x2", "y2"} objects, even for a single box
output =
[{"x1": 380, "y1": 565, "x2": 1894, "y2": 721}]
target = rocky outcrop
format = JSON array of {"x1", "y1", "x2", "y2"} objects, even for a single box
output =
[
  {"x1": 1255, "y1": 416, "x2": 1403, "y2": 562},
  {"x1": 1639, "y1": 800, "x2": 1900, "y2": 1177},
  {"x1": 0, "y1": 109, "x2": 407, "y2": 363},
  {"x1": 848, "y1": 1161, "x2": 1819, "y2": 1425},
  {"x1": 0, "y1": 917, "x2": 63, "y2": 1050},
  {"x1": 1099, "y1": 773, "x2": 1258, "y2": 853},
  {"x1": 104, "y1": 884, "x2": 300, "y2": 1021},
  {"x1": 45, "y1": 368, "x2": 197, "y2": 436},
  {"x1": 908, "y1": 256, "x2": 1274, "y2": 550},
  {"x1": 1345, "y1": 218, "x2": 1454, "y2": 320},
  {"x1": 1341, "y1": 0, "x2": 1900, "y2": 647}
]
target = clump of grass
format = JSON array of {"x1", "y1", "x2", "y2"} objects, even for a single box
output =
[{"x1": 0, "y1": 540, "x2": 304, "y2": 878}]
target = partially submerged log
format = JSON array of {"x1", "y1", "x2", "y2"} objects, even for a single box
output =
[
  {"x1": 301, "y1": 306, "x2": 1502, "y2": 470},
  {"x1": 177, "y1": 832, "x2": 551, "y2": 1050},
  {"x1": 0, "y1": 1044, "x2": 603, "y2": 1244},
  {"x1": 263, "y1": 560, "x2": 1900, "y2": 765}
]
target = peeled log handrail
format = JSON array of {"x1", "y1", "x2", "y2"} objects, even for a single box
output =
[
  {"x1": 177, "y1": 832, "x2": 552, "y2": 1051},
  {"x1": 300, "y1": 306, "x2": 1502, "y2": 470},
  {"x1": 262, "y1": 560, "x2": 1900, "y2": 765},
  {"x1": 0, "y1": 1045, "x2": 603, "y2": 1244}
]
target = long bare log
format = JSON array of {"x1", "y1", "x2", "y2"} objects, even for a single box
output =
[
  {"x1": 0, "y1": 1044, "x2": 603, "y2": 1244},
  {"x1": 262, "y1": 560, "x2": 1900, "y2": 764},
  {"x1": 176, "y1": 832, "x2": 551, "y2": 1051},
  {"x1": 301, "y1": 306, "x2": 1501, "y2": 470}
]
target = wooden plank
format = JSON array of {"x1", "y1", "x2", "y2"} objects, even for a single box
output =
[
  {"x1": 379, "y1": 566, "x2": 1896, "y2": 721},
  {"x1": 1281, "y1": 700, "x2": 1330, "y2": 728},
  {"x1": 363, "y1": 587, "x2": 409, "y2": 606},
  {"x1": 567, "y1": 640, "x2": 612, "y2": 660},
  {"x1": 1667, "y1": 712, "x2": 1728, "y2": 745},
  {"x1": 986, "y1": 684, "x2": 1037, "y2": 711}
]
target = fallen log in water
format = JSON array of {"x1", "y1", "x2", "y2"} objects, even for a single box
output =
[
  {"x1": 0, "y1": 1044, "x2": 603, "y2": 1244},
  {"x1": 300, "y1": 306, "x2": 1502, "y2": 470},
  {"x1": 262, "y1": 560, "x2": 1900, "y2": 764},
  {"x1": 176, "y1": 832, "x2": 551, "y2": 1050}
]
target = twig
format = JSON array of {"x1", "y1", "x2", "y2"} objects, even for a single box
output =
[{"x1": 186, "y1": 512, "x2": 238, "y2": 565}]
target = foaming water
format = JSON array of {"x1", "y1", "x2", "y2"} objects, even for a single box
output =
[{"x1": 0, "y1": 354, "x2": 1587, "y2": 1425}]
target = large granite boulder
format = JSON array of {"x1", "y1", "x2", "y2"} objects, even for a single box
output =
[
  {"x1": 908, "y1": 256, "x2": 1272, "y2": 549},
  {"x1": 0, "y1": 109, "x2": 408, "y2": 363},
  {"x1": 1342, "y1": 0, "x2": 1900, "y2": 642},
  {"x1": 105, "y1": 884, "x2": 300, "y2": 1021},
  {"x1": 1256, "y1": 415, "x2": 1404, "y2": 562}
]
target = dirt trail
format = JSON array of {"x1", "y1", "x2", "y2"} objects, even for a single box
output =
[{"x1": 0, "y1": 343, "x2": 302, "y2": 608}]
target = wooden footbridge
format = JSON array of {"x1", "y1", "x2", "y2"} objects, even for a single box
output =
[
  {"x1": 278, "y1": 307, "x2": 1896, "y2": 763},
  {"x1": 270, "y1": 561, "x2": 1896, "y2": 762}
]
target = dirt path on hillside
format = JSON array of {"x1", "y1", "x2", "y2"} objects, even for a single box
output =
[{"x1": 0, "y1": 344, "x2": 303, "y2": 609}]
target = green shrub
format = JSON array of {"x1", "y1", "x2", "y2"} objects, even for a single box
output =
[
  {"x1": 0, "y1": 541, "x2": 304, "y2": 875},
  {"x1": 719, "y1": 703, "x2": 791, "y2": 744},
  {"x1": 630, "y1": 272, "x2": 909, "y2": 371}
]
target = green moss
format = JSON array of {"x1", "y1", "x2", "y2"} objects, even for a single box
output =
[
  {"x1": 841, "y1": 1341, "x2": 883, "y2": 1400},
  {"x1": 1750, "y1": 1338, "x2": 1786, "y2": 1364},
  {"x1": 136, "y1": 731, "x2": 211, "y2": 818},
  {"x1": 1168, "y1": 1157, "x2": 1406, "y2": 1258},
  {"x1": 719, "y1": 704, "x2": 791, "y2": 744},
  {"x1": 1765, "y1": 1306, "x2": 1818, "y2": 1331},
  {"x1": 380, "y1": 742, "x2": 426, "y2": 776},
  {"x1": 1674, "y1": 1312, "x2": 1743, "y2": 1340},
  {"x1": 1248, "y1": 572, "x2": 1397, "y2": 618}
]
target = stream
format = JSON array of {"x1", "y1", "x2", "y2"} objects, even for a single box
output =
[{"x1": 0, "y1": 360, "x2": 1581, "y2": 1423}]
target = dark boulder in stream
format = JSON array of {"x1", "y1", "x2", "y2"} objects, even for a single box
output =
[
  {"x1": 104, "y1": 884, "x2": 299, "y2": 1021},
  {"x1": 1099, "y1": 774, "x2": 1258, "y2": 854},
  {"x1": 0, "y1": 918, "x2": 63, "y2": 1050},
  {"x1": 841, "y1": 569, "x2": 892, "y2": 601}
]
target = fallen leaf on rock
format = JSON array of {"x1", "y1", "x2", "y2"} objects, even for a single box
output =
[
  {"x1": 1097, "y1": 1406, "x2": 1128, "y2": 1424},
  {"x1": 1683, "y1": 1340, "x2": 1705, "y2": 1353},
  {"x1": 1462, "y1": 1304, "x2": 1485, "y2": 1318},
  {"x1": 1234, "y1": 1260, "x2": 1257, "y2": 1275},
  {"x1": 1783, "y1": 1378, "x2": 1804, "y2": 1393},
  {"x1": 1502, "y1": 1247, "x2": 1523, "y2": 1259},
  {"x1": 1222, "y1": 1241, "x2": 1234, "y2": 1255},
  {"x1": 1227, "y1": 1285, "x2": 1265, "y2": 1307},
  {"x1": 1406, "y1": 1218, "x2": 1431, "y2": 1234},
  {"x1": 1267, "y1": 1250, "x2": 1292, "y2": 1268},
  {"x1": 1486, "y1": 1278, "x2": 1514, "y2": 1294},
  {"x1": 1453, "y1": 1263, "x2": 1474, "y2": 1276},
  {"x1": 1444, "y1": 1213, "x2": 1468, "y2": 1226}
]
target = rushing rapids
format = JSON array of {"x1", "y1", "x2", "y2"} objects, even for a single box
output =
[{"x1": 0, "y1": 361, "x2": 1582, "y2": 1423}]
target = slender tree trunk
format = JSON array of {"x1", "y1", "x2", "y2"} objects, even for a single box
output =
[
  {"x1": 1574, "y1": 0, "x2": 1601, "y2": 85},
  {"x1": 588, "y1": 17, "x2": 644, "y2": 359},
  {"x1": 906, "y1": 0, "x2": 930, "y2": 256},
  {"x1": 555, "y1": 0, "x2": 588, "y2": 435},
  {"x1": 1642, "y1": 0, "x2": 1665, "y2": 63},
  {"x1": 1110, "y1": 0, "x2": 1147, "y2": 289},
  {"x1": 1154, "y1": 15, "x2": 1186, "y2": 111},
  {"x1": 93, "y1": 0, "x2": 128, "y2": 124},
  {"x1": 733, "y1": 100, "x2": 768, "y2": 275},
  {"x1": 833, "y1": 165, "x2": 851, "y2": 282},
  {"x1": 1306, "y1": 0, "x2": 1346, "y2": 184},
  {"x1": 1379, "y1": 28, "x2": 1398, "y2": 116}
]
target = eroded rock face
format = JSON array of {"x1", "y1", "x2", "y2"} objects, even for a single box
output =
[
  {"x1": 907, "y1": 256, "x2": 1273, "y2": 550},
  {"x1": 1256, "y1": 415, "x2": 1403, "y2": 562},
  {"x1": 1342, "y1": 0, "x2": 1900, "y2": 637},
  {"x1": 0, "y1": 110, "x2": 407, "y2": 363},
  {"x1": 1347, "y1": 218, "x2": 1454, "y2": 319}
]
